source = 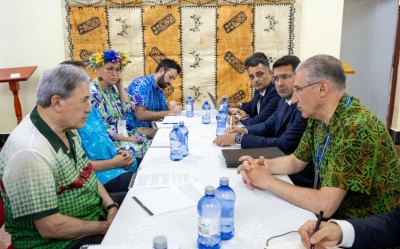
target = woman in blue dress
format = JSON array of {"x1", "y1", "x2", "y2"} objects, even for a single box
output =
[{"x1": 86, "y1": 49, "x2": 150, "y2": 158}]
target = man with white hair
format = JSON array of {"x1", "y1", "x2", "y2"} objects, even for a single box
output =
[
  {"x1": 237, "y1": 54, "x2": 400, "y2": 220},
  {"x1": 0, "y1": 65, "x2": 118, "y2": 248}
]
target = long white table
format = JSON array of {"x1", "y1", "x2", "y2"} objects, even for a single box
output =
[{"x1": 102, "y1": 112, "x2": 316, "y2": 248}]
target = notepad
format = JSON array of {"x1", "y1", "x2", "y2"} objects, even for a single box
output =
[
  {"x1": 221, "y1": 147, "x2": 285, "y2": 168},
  {"x1": 266, "y1": 239, "x2": 339, "y2": 248}
]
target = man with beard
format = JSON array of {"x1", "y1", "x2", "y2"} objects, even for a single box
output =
[{"x1": 126, "y1": 59, "x2": 182, "y2": 137}]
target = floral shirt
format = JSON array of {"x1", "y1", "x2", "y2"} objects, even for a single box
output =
[
  {"x1": 294, "y1": 93, "x2": 400, "y2": 219},
  {"x1": 90, "y1": 80, "x2": 136, "y2": 139},
  {"x1": 126, "y1": 74, "x2": 168, "y2": 129}
]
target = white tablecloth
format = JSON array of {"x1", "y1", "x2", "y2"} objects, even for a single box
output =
[{"x1": 102, "y1": 113, "x2": 316, "y2": 248}]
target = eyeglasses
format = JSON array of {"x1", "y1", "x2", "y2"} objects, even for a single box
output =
[
  {"x1": 293, "y1": 81, "x2": 322, "y2": 96},
  {"x1": 272, "y1": 74, "x2": 295, "y2": 83},
  {"x1": 104, "y1": 67, "x2": 122, "y2": 75}
]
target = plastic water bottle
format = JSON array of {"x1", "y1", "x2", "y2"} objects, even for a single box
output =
[
  {"x1": 220, "y1": 96, "x2": 228, "y2": 116},
  {"x1": 170, "y1": 124, "x2": 183, "y2": 161},
  {"x1": 178, "y1": 121, "x2": 189, "y2": 157},
  {"x1": 202, "y1": 100, "x2": 211, "y2": 124},
  {"x1": 186, "y1": 95, "x2": 194, "y2": 117},
  {"x1": 216, "y1": 106, "x2": 226, "y2": 136},
  {"x1": 197, "y1": 186, "x2": 222, "y2": 249},
  {"x1": 215, "y1": 177, "x2": 236, "y2": 240},
  {"x1": 153, "y1": 235, "x2": 168, "y2": 249}
]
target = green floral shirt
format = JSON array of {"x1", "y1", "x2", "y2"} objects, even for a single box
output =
[
  {"x1": 294, "y1": 93, "x2": 400, "y2": 219},
  {"x1": 0, "y1": 107, "x2": 105, "y2": 248}
]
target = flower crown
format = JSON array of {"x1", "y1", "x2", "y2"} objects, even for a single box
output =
[{"x1": 86, "y1": 49, "x2": 131, "y2": 70}]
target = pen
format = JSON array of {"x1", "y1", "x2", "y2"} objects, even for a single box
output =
[
  {"x1": 229, "y1": 116, "x2": 232, "y2": 131},
  {"x1": 162, "y1": 122, "x2": 178, "y2": 124},
  {"x1": 311, "y1": 211, "x2": 324, "y2": 249}
]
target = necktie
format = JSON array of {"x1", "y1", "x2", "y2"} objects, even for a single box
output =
[{"x1": 282, "y1": 103, "x2": 290, "y2": 117}]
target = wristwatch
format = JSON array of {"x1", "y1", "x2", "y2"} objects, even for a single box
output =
[
  {"x1": 234, "y1": 133, "x2": 243, "y2": 144},
  {"x1": 106, "y1": 203, "x2": 119, "y2": 211}
]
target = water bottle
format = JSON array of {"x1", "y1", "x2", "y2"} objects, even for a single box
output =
[
  {"x1": 178, "y1": 121, "x2": 189, "y2": 157},
  {"x1": 220, "y1": 96, "x2": 228, "y2": 116},
  {"x1": 197, "y1": 186, "x2": 222, "y2": 249},
  {"x1": 215, "y1": 177, "x2": 236, "y2": 240},
  {"x1": 153, "y1": 235, "x2": 168, "y2": 249},
  {"x1": 202, "y1": 100, "x2": 211, "y2": 124},
  {"x1": 216, "y1": 106, "x2": 226, "y2": 136},
  {"x1": 170, "y1": 124, "x2": 183, "y2": 161},
  {"x1": 186, "y1": 95, "x2": 194, "y2": 117}
]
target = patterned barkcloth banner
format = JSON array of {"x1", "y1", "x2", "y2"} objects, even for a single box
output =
[{"x1": 61, "y1": 0, "x2": 302, "y2": 108}]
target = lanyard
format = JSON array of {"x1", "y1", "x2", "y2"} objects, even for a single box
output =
[
  {"x1": 96, "y1": 80, "x2": 122, "y2": 118},
  {"x1": 313, "y1": 96, "x2": 351, "y2": 188}
]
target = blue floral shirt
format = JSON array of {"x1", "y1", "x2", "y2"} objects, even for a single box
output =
[{"x1": 126, "y1": 74, "x2": 168, "y2": 129}]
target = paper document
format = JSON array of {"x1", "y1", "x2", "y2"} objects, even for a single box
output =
[
  {"x1": 149, "y1": 140, "x2": 170, "y2": 148},
  {"x1": 83, "y1": 244, "x2": 179, "y2": 249},
  {"x1": 10, "y1": 73, "x2": 20, "y2": 78},
  {"x1": 266, "y1": 240, "x2": 340, "y2": 249},
  {"x1": 130, "y1": 172, "x2": 195, "y2": 188},
  {"x1": 132, "y1": 181, "x2": 204, "y2": 216}
]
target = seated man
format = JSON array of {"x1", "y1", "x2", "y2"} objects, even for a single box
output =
[
  {"x1": 298, "y1": 206, "x2": 400, "y2": 249},
  {"x1": 61, "y1": 60, "x2": 137, "y2": 195},
  {"x1": 126, "y1": 59, "x2": 182, "y2": 137},
  {"x1": 0, "y1": 65, "x2": 118, "y2": 248},
  {"x1": 227, "y1": 52, "x2": 280, "y2": 126},
  {"x1": 237, "y1": 55, "x2": 400, "y2": 220},
  {"x1": 214, "y1": 55, "x2": 313, "y2": 188}
]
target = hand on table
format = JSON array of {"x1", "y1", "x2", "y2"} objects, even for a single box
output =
[
  {"x1": 298, "y1": 220, "x2": 343, "y2": 249},
  {"x1": 167, "y1": 104, "x2": 182, "y2": 115},
  {"x1": 213, "y1": 133, "x2": 236, "y2": 146},
  {"x1": 228, "y1": 125, "x2": 247, "y2": 134},
  {"x1": 236, "y1": 156, "x2": 271, "y2": 190}
]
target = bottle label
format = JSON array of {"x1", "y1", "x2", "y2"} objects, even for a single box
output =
[
  {"x1": 170, "y1": 140, "x2": 179, "y2": 150},
  {"x1": 198, "y1": 216, "x2": 219, "y2": 237},
  {"x1": 186, "y1": 104, "x2": 192, "y2": 111},
  {"x1": 202, "y1": 109, "x2": 210, "y2": 117}
]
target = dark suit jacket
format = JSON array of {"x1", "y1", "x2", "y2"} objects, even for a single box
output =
[
  {"x1": 241, "y1": 99, "x2": 314, "y2": 188},
  {"x1": 240, "y1": 82, "x2": 280, "y2": 126},
  {"x1": 347, "y1": 206, "x2": 400, "y2": 249}
]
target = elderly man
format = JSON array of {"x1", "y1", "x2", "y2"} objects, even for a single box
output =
[
  {"x1": 214, "y1": 55, "x2": 313, "y2": 188},
  {"x1": 126, "y1": 59, "x2": 182, "y2": 137},
  {"x1": 226, "y1": 53, "x2": 280, "y2": 126},
  {"x1": 0, "y1": 65, "x2": 118, "y2": 248},
  {"x1": 237, "y1": 54, "x2": 400, "y2": 219}
]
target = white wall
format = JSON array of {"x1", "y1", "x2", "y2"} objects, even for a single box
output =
[
  {"x1": 0, "y1": 0, "x2": 345, "y2": 133},
  {"x1": 340, "y1": 0, "x2": 398, "y2": 125},
  {"x1": 300, "y1": 0, "x2": 344, "y2": 60}
]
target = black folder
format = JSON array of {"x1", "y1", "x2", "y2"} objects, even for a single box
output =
[{"x1": 221, "y1": 147, "x2": 285, "y2": 168}]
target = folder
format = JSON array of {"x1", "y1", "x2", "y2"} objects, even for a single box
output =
[{"x1": 221, "y1": 147, "x2": 285, "y2": 168}]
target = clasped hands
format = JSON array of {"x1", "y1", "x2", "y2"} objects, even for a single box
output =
[
  {"x1": 114, "y1": 150, "x2": 134, "y2": 169},
  {"x1": 167, "y1": 100, "x2": 182, "y2": 115},
  {"x1": 236, "y1": 156, "x2": 272, "y2": 190},
  {"x1": 226, "y1": 110, "x2": 249, "y2": 125}
]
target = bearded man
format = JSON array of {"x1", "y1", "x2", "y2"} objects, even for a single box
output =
[{"x1": 126, "y1": 59, "x2": 182, "y2": 137}]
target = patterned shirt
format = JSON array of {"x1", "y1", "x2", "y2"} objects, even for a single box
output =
[
  {"x1": 90, "y1": 80, "x2": 136, "y2": 138},
  {"x1": 126, "y1": 74, "x2": 168, "y2": 129},
  {"x1": 0, "y1": 107, "x2": 105, "y2": 248},
  {"x1": 294, "y1": 93, "x2": 400, "y2": 219}
]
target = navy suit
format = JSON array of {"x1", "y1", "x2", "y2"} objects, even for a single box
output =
[
  {"x1": 347, "y1": 206, "x2": 400, "y2": 249},
  {"x1": 241, "y1": 98, "x2": 314, "y2": 188},
  {"x1": 240, "y1": 82, "x2": 280, "y2": 126}
]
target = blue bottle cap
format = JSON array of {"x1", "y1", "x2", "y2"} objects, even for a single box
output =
[
  {"x1": 205, "y1": 186, "x2": 215, "y2": 195},
  {"x1": 153, "y1": 235, "x2": 167, "y2": 249},
  {"x1": 219, "y1": 177, "x2": 229, "y2": 186}
]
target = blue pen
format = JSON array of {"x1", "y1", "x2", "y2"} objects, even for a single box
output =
[{"x1": 162, "y1": 122, "x2": 178, "y2": 124}]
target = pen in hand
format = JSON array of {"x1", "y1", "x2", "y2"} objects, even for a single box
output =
[
  {"x1": 229, "y1": 116, "x2": 232, "y2": 131},
  {"x1": 311, "y1": 211, "x2": 324, "y2": 249}
]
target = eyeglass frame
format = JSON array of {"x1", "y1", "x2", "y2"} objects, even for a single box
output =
[
  {"x1": 293, "y1": 80, "x2": 323, "y2": 96},
  {"x1": 271, "y1": 73, "x2": 295, "y2": 83},
  {"x1": 104, "y1": 66, "x2": 122, "y2": 75}
]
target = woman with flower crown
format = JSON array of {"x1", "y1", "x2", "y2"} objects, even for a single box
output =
[{"x1": 87, "y1": 49, "x2": 150, "y2": 159}]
